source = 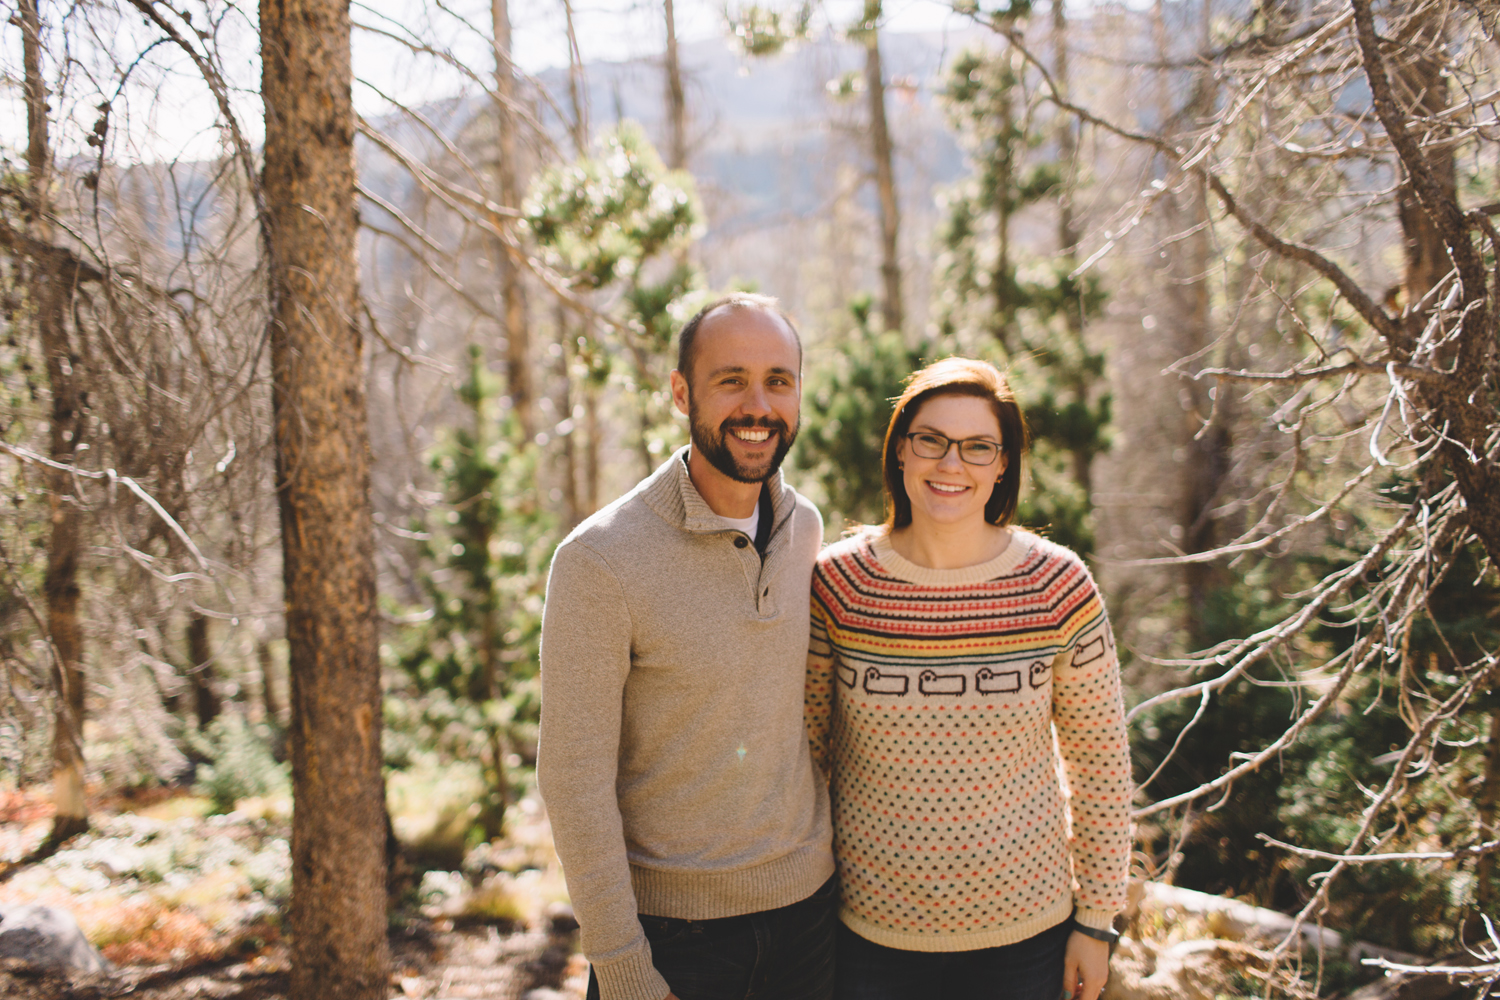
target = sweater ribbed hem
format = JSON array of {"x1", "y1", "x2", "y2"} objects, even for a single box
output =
[
  {"x1": 1073, "y1": 907, "x2": 1118, "y2": 934},
  {"x1": 839, "y1": 894, "x2": 1074, "y2": 953},
  {"x1": 631, "y1": 844, "x2": 836, "y2": 920},
  {"x1": 591, "y1": 949, "x2": 671, "y2": 1000}
]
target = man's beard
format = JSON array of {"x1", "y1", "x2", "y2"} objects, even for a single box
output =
[{"x1": 689, "y1": 408, "x2": 798, "y2": 484}]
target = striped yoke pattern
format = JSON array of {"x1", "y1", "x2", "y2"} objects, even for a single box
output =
[{"x1": 806, "y1": 528, "x2": 1130, "y2": 953}]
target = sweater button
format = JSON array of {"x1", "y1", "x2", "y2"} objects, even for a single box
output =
[{"x1": 734, "y1": 536, "x2": 749, "y2": 548}]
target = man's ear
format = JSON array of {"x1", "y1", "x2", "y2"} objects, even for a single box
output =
[{"x1": 670, "y1": 369, "x2": 691, "y2": 417}]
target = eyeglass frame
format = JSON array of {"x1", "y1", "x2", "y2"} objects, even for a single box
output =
[{"x1": 903, "y1": 431, "x2": 1004, "y2": 466}]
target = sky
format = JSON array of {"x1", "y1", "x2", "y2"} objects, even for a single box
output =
[
  {"x1": 0, "y1": 0, "x2": 967, "y2": 164},
  {"x1": 504, "y1": 0, "x2": 964, "y2": 73}
]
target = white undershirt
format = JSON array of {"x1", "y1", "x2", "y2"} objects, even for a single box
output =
[{"x1": 720, "y1": 505, "x2": 760, "y2": 541}]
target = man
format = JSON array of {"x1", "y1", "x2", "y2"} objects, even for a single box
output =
[{"x1": 537, "y1": 294, "x2": 834, "y2": 1000}]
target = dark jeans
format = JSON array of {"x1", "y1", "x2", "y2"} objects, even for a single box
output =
[
  {"x1": 833, "y1": 917, "x2": 1072, "y2": 1000},
  {"x1": 587, "y1": 875, "x2": 837, "y2": 1000}
]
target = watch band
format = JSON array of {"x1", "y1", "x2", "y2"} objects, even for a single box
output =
[{"x1": 1072, "y1": 921, "x2": 1121, "y2": 944}]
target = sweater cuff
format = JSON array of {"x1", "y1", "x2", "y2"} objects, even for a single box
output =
[
  {"x1": 1073, "y1": 907, "x2": 1118, "y2": 934},
  {"x1": 592, "y1": 947, "x2": 671, "y2": 1000}
]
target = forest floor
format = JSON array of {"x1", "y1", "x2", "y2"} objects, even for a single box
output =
[
  {"x1": 0, "y1": 787, "x2": 588, "y2": 1000},
  {"x1": 0, "y1": 786, "x2": 1470, "y2": 1000}
]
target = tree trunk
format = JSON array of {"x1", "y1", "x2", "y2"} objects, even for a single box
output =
[
  {"x1": 993, "y1": 46, "x2": 1017, "y2": 350},
  {"x1": 554, "y1": 303, "x2": 581, "y2": 529},
  {"x1": 1469, "y1": 706, "x2": 1500, "y2": 940},
  {"x1": 1155, "y1": 0, "x2": 1231, "y2": 647},
  {"x1": 861, "y1": 2, "x2": 903, "y2": 335},
  {"x1": 663, "y1": 0, "x2": 688, "y2": 170},
  {"x1": 257, "y1": 639, "x2": 282, "y2": 724},
  {"x1": 471, "y1": 395, "x2": 509, "y2": 841},
  {"x1": 1052, "y1": 0, "x2": 1092, "y2": 497},
  {"x1": 260, "y1": 0, "x2": 389, "y2": 993},
  {"x1": 23, "y1": 0, "x2": 88, "y2": 845},
  {"x1": 492, "y1": 0, "x2": 531, "y2": 440},
  {"x1": 186, "y1": 612, "x2": 220, "y2": 729},
  {"x1": 583, "y1": 336, "x2": 602, "y2": 517},
  {"x1": 562, "y1": 0, "x2": 589, "y2": 156},
  {"x1": 1389, "y1": 9, "x2": 1454, "y2": 346},
  {"x1": 1352, "y1": 0, "x2": 1500, "y2": 567}
]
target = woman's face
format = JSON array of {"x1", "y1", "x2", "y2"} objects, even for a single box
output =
[{"x1": 897, "y1": 394, "x2": 1007, "y2": 531}]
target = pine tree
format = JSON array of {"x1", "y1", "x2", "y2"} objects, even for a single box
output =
[
  {"x1": 395, "y1": 346, "x2": 553, "y2": 841},
  {"x1": 931, "y1": 36, "x2": 1109, "y2": 555},
  {"x1": 524, "y1": 123, "x2": 702, "y2": 476},
  {"x1": 793, "y1": 295, "x2": 923, "y2": 529}
]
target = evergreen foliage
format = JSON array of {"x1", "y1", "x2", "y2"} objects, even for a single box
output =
[
  {"x1": 931, "y1": 41, "x2": 1110, "y2": 555},
  {"x1": 524, "y1": 123, "x2": 703, "y2": 469},
  {"x1": 793, "y1": 294, "x2": 925, "y2": 529},
  {"x1": 1134, "y1": 474, "x2": 1500, "y2": 952},
  {"x1": 193, "y1": 715, "x2": 289, "y2": 816},
  {"x1": 391, "y1": 346, "x2": 554, "y2": 841}
]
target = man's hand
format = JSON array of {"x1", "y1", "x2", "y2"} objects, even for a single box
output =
[{"x1": 1062, "y1": 931, "x2": 1110, "y2": 1000}]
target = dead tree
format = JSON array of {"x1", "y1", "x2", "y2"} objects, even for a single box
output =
[
  {"x1": 20, "y1": 0, "x2": 88, "y2": 845},
  {"x1": 1003, "y1": 0, "x2": 1500, "y2": 975}
]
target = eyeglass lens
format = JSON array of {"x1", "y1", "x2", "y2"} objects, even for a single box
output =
[{"x1": 909, "y1": 433, "x2": 999, "y2": 465}]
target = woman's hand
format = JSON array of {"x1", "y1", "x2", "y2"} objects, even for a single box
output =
[{"x1": 1062, "y1": 930, "x2": 1110, "y2": 1000}]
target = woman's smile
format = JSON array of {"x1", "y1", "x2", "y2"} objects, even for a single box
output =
[{"x1": 899, "y1": 394, "x2": 1006, "y2": 531}]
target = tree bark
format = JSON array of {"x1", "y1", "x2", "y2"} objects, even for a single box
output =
[
  {"x1": 861, "y1": 2, "x2": 903, "y2": 335},
  {"x1": 186, "y1": 612, "x2": 221, "y2": 729},
  {"x1": 1351, "y1": 0, "x2": 1500, "y2": 568},
  {"x1": 562, "y1": 0, "x2": 589, "y2": 156},
  {"x1": 993, "y1": 49, "x2": 1016, "y2": 349},
  {"x1": 1155, "y1": 0, "x2": 1232, "y2": 647},
  {"x1": 257, "y1": 639, "x2": 282, "y2": 724},
  {"x1": 492, "y1": 0, "x2": 531, "y2": 440},
  {"x1": 1052, "y1": 0, "x2": 1093, "y2": 497},
  {"x1": 260, "y1": 0, "x2": 389, "y2": 993},
  {"x1": 1470, "y1": 706, "x2": 1500, "y2": 939},
  {"x1": 23, "y1": 0, "x2": 88, "y2": 845},
  {"x1": 554, "y1": 303, "x2": 581, "y2": 529},
  {"x1": 663, "y1": 0, "x2": 688, "y2": 170}
]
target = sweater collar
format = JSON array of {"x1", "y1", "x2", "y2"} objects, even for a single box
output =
[
  {"x1": 641, "y1": 446, "x2": 793, "y2": 535},
  {"x1": 868, "y1": 526, "x2": 1038, "y2": 585}
]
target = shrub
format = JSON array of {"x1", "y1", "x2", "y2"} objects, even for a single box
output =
[{"x1": 192, "y1": 716, "x2": 289, "y2": 815}]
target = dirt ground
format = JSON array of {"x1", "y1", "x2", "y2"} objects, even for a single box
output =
[{"x1": 0, "y1": 788, "x2": 587, "y2": 1000}]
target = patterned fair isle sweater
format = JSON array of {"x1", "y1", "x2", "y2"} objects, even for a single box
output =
[{"x1": 806, "y1": 527, "x2": 1131, "y2": 952}]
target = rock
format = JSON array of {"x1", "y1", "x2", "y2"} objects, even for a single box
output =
[
  {"x1": 1105, "y1": 938, "x2": 1231, "y2": 1000},
  {"x1": 0, "y1": 903, "x2": 112, "y2": 975},
  {"x1": 543, "y1": 901, "x2": 578, "y2": 933}
]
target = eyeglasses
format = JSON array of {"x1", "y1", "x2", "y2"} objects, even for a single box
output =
[{"x1": 904, "y1": 432, "x2": 1002, "y2": 466}]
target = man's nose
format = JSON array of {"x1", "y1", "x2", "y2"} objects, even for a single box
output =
[{"x1": 741, "y1": 382, "x2": 772, "y2": 415}]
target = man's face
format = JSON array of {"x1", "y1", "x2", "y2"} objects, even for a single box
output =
[{"x1": 670, "y1": 307, "x2": 801, "y2": 485}]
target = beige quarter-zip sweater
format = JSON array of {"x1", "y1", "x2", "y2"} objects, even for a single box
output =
[{"x1": 537, "y1": 448, "x2": 834, "y2": 1000}]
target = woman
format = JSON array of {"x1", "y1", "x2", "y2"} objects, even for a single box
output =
[{"x1": 806, "y1": 357, "x2": 1130, "y2": 1000}]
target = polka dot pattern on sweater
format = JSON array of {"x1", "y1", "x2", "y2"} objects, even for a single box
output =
[{"x1": 805, "y1": 529, "x2": 1131, "y2": 952}]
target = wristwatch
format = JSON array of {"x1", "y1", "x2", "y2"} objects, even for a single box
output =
[{"x1": 1072, "y1": 921, "x2": 1121, "y2": 944}]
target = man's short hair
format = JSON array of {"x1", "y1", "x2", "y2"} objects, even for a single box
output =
[{"x1": 676, "y1": 294, "x2": 803, "y2": 384}]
